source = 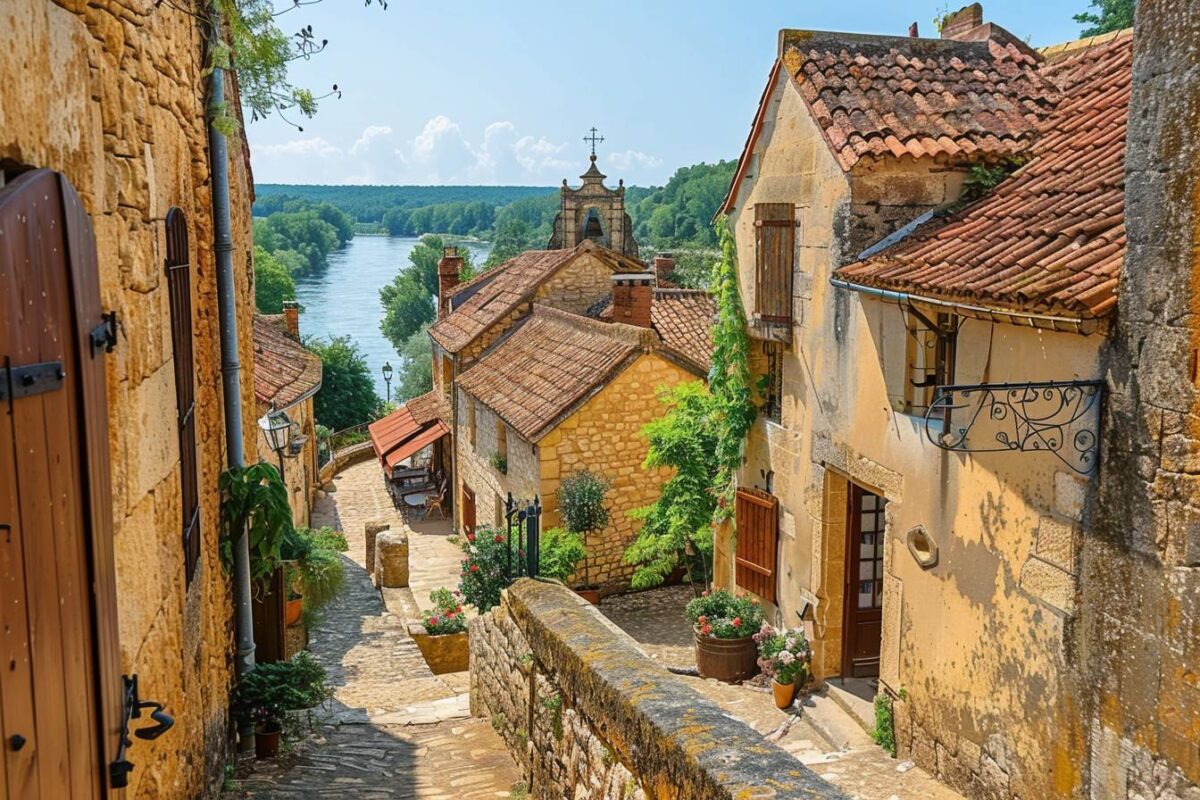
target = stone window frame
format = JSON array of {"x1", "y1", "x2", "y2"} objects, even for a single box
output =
[{"x1": 494, "y1": 418, "x2": 507, "y2": 468}]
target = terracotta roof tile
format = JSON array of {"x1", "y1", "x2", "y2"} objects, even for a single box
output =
[
  {"x1": 595, "y1": 290, "x2": 716, "y2": 372},
  {"x1": 784, "y1": 29, "x2": 1057, "y2": 171},
  {"x1": 252, "y1": 315, "x2": 322, "y2": 408},
  {"x1": 456, "y1": 307, "x2": 654, "y2": 442},
  {"x1": 428, "y1": 241, "x2": 647, "y2": 354},
  {"x1": 837, "y1": 32, "x2": 1133, "y2": 319}
]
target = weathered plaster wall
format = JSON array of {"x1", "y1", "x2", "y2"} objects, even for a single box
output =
[
  {"x1": 0, "y1": 2, "x2": 256, "y2": 796},
  {"x1": 1081, "y1": 3, "x2": 1200, "y2": 797},
  {"x1": 469, "y1": 579, "x2": 845, "y2": 800},
  {"x1": 538, "y1": 353, "x2": 695, "y2": 592},
  {"x1": 722, "y1": 70, "x2": 1106, "y2": 799}
]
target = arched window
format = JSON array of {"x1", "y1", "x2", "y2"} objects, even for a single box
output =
[{"x1": 165, "y1": 208, "x2": 200, "y2": 583}]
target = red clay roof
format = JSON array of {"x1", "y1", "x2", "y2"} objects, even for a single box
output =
[
  {"x1": 456, "y1": 306, "x2": 653, "y2": 442},
  {"x1": 597, "y1": 289, "x2": 716, "y2": 372},
  {"x1": 252, "y1": 315, "x2": 322, "y2": 408},
  {"x1": 836, "y1": 32, "x2": 1133, "y2": 319},
  {"x1": 786, "y1": 30, "x2": 1056, "y2": 172},
  {"x1": 369, "y1": 390, "x2": 451, "y2": 471},
  {"x1": 428, "y1": 241, "x2": 646, "y2": 354}
]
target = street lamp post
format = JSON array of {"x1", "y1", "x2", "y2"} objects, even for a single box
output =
[
  {"x1": 258, "y1": 407, "x2": 293, "y2": 481},
  {"x1": 382, "y1": 361, "x2": 394, "y2": 404}
]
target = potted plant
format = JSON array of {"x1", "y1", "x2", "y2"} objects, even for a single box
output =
[
  {"x1": 557, "y1": 470, "x2": 609, "y2": 604},
  {"x1": 409, "y1": 588, "x2": 469, "y2": 674},
  {"x1": 538, "y1": 527, "x2": 587, "y2": 588},
  {"x1": 686, "y1": 589, "x2": 765, "y2": 683},
  {"x1": 754, "y1": 624, "x2": 813, "y2": 708},
  {"x1": 281, "y1": 525, "x2": 348, "y2": 629},
  {"x1": 232, "y1": 652, "x2": 329, "y2": 759}
]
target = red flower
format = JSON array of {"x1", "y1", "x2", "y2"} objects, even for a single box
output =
[
  {"x1": 469, "y1": 564, "x2": 479, "y2": 573},
  {"x1": 732, "y1": 617, "x2": 742, "y2": 628},
  {"x1": 494, "y1": 534, "x2": 504, "y2": 543},
  {"x1": 697, "y1": 615, "x2": 708, "y2": 625},
  {"x1": 466, "y1": 532, "x2": 476, "y2": 542}
]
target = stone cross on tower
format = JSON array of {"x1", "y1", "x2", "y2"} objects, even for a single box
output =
[{"x1": 584, "y1": 127, "x2": 604, "y2": 159}]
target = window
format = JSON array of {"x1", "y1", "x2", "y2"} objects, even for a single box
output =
[
  {"x1": 753, "y1": 203, "x2": 796, "y2": 328},
  {"x1": 467, "y1": 400, "x2": 476, "y2": 450},
  {"x1": 440, "y1": 355, "x2": 453, "y2": 397},
  {"x1": 165, "y1": 208, "x2": 200, "y2": 584},
  {"x1": 494, "y1": 420, "x2": 507, "y2": 473},
  {"x1": 734, "y1": 487, "x2": 779, "y2": 603},
  {"x1": 761, "y1": 341, "x2": 783, "y2": 423},
  {"x1": 903, "y1": 308, "x2": 958, "y2": 418}
]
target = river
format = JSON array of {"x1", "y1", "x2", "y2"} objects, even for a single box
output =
[{"x1": 294, "y1": 235, "x2": 491, "y2": 399}]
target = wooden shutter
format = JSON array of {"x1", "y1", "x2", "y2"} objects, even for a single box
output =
[
  {"x1": 735, "y1": 487, "x2": 779, "y2": 603},
  {"x1": 165, "y1": 208, "x2": 201, "y2": 584},
  {"x1": 754, "y1": 203, "x2": 795, "y2": 324}
]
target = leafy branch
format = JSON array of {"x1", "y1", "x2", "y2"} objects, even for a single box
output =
[{"x1": 219, "y1": 462, "x2": 295, "y2": 585}]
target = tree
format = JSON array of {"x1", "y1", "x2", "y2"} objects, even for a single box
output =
[
  {"x1": 396, "y1": 327, "x2": 433, "y2": 401},
  {"x1": 556, "y1": 471, "x2": 610, "y2": 591},
  {"x1": 306, "y1": 336, "x2": 381, "y2": 431},
  {"x1": 254, "y1": 246, "x2": 295, "y2": 313},
  {"x1": 1074, "y1": 0, "x2": 1135, "y2": 35},
  {"x1": 624, "y1": 382, "x2": 721, "y2": 590},
  {"x1": 484, "y1": 217, "x2": 533, "y2": 268},
  {"x1": 379, "y1": 235, "x2": 473, "y2": 352}
]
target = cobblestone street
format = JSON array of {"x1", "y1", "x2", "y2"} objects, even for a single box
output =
[{"x1": 223, "y1": 461, "x2": 520, "y2": 799}]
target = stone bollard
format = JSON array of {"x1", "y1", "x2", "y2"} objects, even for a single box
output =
[
  {"x1": 375, "y1": 530, "x2": 410, "y2": 588},
  {"x1": 364, "y1": 521, "x2": 390, "y2": 584}
]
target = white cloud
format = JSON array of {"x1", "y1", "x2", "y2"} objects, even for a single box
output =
[{"x1": 250, "y1": 118, "x2": 661, "y2": 185}]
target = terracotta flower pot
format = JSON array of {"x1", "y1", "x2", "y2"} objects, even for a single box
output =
[
  {"x1": 772, "y1": 678, "x2": 797, "y2": 709},
  {"x1": 285, "y1": 595, "x2": 303, "y2": 627},
  {"x1": 574, "y1": 587, "x2": 601, "y2": 605},
  {"x1": 694, "y1": 630, "x2": 758, "y2": 683},
  {"x1": 255, "y1": 721, "x2": 282, "y2": 759}
]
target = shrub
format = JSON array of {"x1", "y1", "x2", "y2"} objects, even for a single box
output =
[
  {"x1": 232, "y1": 651, "x2": 329, "y2": 728},
  {"x1": 873, "y1": 693, "x2": 897, "y2": 757},
  {"x1": 537, "y1": 527, "x2": 587, "y2": 584},
  {"x1": 753, "y1": 625, "x2": 813, "y2": 686},
  {"x1": 685, "y1": 589, "x2": 765, "y2": 639},
  {"x1": 458, "y1": 526, "x2": 518, "y2": 612},
  {"x1": 281, "y1": 525, "x2": 347, "y2": 615},
  {"x1": 490, "y1": 452, "x2": 508, "y2": 474},
  {"x1": 557, "y1": 470, "x2": 610, "y2": 535},
  {"x1": 422, "y1": 588, "x2": 467, "y2": 635}
]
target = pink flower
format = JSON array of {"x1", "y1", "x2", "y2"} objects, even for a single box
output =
[{"x1": 732, "y1": 617, "x2": 742, "y2": 628}]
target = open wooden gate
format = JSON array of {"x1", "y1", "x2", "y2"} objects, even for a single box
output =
[{"x1": 0, "y1": 169, "x2": 123, "y2": 798}]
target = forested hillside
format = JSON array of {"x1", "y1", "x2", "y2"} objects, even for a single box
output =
[{"x1": 254, "y1": 184, "x2": 556, "y2": 223}]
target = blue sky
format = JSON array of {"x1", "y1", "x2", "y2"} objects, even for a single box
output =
[{"x1": 246, "y1": 0, "x2": 1093, "y2": 187}]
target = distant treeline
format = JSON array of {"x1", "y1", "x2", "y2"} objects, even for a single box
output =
[{"x1": 254, "y1": 184, "x2": 556, "y2": 224}]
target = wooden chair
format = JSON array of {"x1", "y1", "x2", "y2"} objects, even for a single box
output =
[{"x1": 423, "y1": 477, "x2": 448, "y2": 520}]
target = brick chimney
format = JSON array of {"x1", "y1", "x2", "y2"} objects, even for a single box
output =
[
  {"x1": 611, "y1": 273, "x2": 654, "y2": 328},
  {"x1": 909, "y1": 21, "x2": 920, "y2": 37},
  {"x1": 281, "y1": 300, "x2": 300, "y2": 338},
  {"x1": 437, "y1": 247, "x2": 464, "y2": 318},
  {"x1": 940, "y1": 3, "x2": 983, "y2": 39},
  {"x1": 653, "y1": 254, "x2": 676, "y2": 286}
]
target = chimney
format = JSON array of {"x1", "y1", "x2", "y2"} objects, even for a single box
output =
[
  {"x1": 653, "y1": 253, "x2": 676, "y2": 286},
  {"x1": 437, "y1": 247, "x2": 464, "y2": 318},
  {"x1": 281, "y1": 300, "x2": 300, "y2": 338},
  {"x1": 940, "y1": 3, "x2": 984, "y2": 39},
  {"x1": 611, "y1": 272, "x2": 654, "y2": 328},
  {"x1": 909, "y1": 21, "x2": 920, "y2": 37}
]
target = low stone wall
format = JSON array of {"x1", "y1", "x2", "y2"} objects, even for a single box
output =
[
  {"x1": 470, "y1": 579, "x2": 845, "y2": 799},
  {"x1": 318, "y1": 441, "x2": 377, "y2": 485}
]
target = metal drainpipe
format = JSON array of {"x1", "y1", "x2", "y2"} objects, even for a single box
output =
[{"x1": 206, "y1": 9, "x2": 256, "y2": 749}]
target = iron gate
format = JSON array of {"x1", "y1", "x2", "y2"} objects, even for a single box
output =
[{"x1": 503, "y1": 493, "x2": 542, "y2": 581}]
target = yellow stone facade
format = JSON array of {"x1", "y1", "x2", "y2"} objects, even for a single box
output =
[
  {"x1": 1, "y1": 3, "x2": 257, "y2": 797},
  {"x1": 254, "y1": 395, "x2": 320, "y2": 529},
  {"x1": 718, "y1": 59, "x2": 1106, "y2": 799}
]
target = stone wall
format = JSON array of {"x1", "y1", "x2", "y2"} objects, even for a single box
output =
[
  {"x1": 257, "y1": 396, "x2": 319, "y2": 528},
  {"x1": 469, "y1": 579, "x2": 845, "y2": 800},
  {"x1": 539, "y1": 353, "x2": 696, "y2": 592},
  {"x1": 454, "y1": 387, "x2": 541, "y2": 532},
  {"x1": 533, "y1": 250, "x2": 619, "y2": 316},
  {"x1": 0, "y1": 3, "x2": 257, "y2": 796},
  {"x1": 1081, "y1": 3, "x2": 1200, "y2": 797}
]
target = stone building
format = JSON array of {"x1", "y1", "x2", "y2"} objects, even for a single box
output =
[
  {"x1": 716, "y1": 5, "x2": 1152, "y2": 798},
  {"x1": 0, "y1": 3, "x2": 257, "y2": 798},
  {"x1": 548, "y1": 156, "x2": 639, "y2": 258},
  {"x1": 252, "y1": 305, "x2": 323, "y2": 527}
]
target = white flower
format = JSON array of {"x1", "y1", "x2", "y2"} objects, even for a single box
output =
[
  {"x1": 785, "y1": 637, "x2": 796, "y2": 650},
  {"x1": 778, "y1": 651, "x2": 796, "y2": 665}
]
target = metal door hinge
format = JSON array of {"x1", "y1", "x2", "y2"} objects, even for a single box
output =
[
  {"x1": 0, "y1": 360, "x2": 65, "y2": 404},
  {"x1": 90, "y1": 311, "x2": 118, "y2": 357}
]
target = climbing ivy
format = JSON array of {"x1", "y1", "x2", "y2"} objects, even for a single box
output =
[{"x1": 708, "y1": 218, "x2": 758, "y2": 512}]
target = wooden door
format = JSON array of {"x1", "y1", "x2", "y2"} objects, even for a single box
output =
[
  {"x1": 843, "y1": 484, "x2": 886, "y2": 678},
  {"x1": 461, "y1": 485, "x2": 476, "y2": 538},
  {"x1": 0, "y1": 169, "x2": 122, "y2": 799}
]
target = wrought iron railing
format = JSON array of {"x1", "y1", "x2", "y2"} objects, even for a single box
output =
[
  {"x1": 924, "y1": 380, "x2": 1104, "y2": 475},
  {"x1": 317, "y1": 421, "x2": 372, "y2": 466}
]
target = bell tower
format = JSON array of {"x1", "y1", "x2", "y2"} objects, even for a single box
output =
[{"x1": 547, "y1": 128, "x2": 640, "y2": 257}]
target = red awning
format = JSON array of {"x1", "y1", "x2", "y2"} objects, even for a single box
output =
[
  {"x1": 369, "y1": 402, "x2": 451, "y2": 472},
  {"x1": 383, "y1": 420, "x2": 449, "y2": 471}
]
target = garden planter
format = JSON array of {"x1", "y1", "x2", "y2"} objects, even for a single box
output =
[
  {"x1": 694, "y1": 630, "x2": 758, "y2": 683},
  {"x1": 574, "y1": 587, "x2": 601, "y2": 605},
  {"x1": 254, "y1": 721, "x2": 282, "y2": 759},
  {"x1": 285, "y1": 595, "x2": 303, "y2": 627},
  {"x1": 773, "y1": 679, "x2": 797, "y2": 709},
  {"x1": 409, "y1": 626, "x2": 469, "y2": 674}
]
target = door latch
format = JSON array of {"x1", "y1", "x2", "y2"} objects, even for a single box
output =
[
  {"x1": 110, "y1": 675, "x2": 175, "y2": 789},
  {"x1": 90, "y1": 311, "x2": 118, "y2": 357}
]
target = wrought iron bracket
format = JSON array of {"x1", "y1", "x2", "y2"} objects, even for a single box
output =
[
  {"x1": 0, "y1": 359, "x2": 64, "y2": 405},
  {"x1": 110, "y1": 674, "x2": 175, "y2": 789},
  {"x1": 924, "y1": 380, "x2": 1105, "y2": 475},
  {"x1": 90, "y1": 311, "x2": 118, "y2": 357}
]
